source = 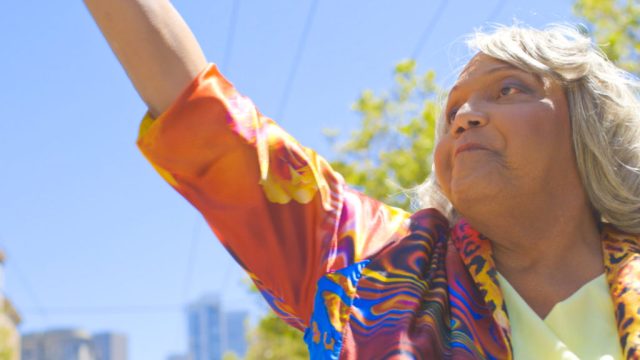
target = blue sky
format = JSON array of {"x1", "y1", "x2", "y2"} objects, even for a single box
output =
[{"x1": 2, "y1": 1, "x2": 576, "y2": 359}]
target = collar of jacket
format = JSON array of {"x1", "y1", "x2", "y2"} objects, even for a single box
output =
[{"x1": 451, "y1": 219, "x2": 640, "y2": 359}]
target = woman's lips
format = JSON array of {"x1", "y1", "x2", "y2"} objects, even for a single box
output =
[{"x1": 455, "y1": 143, "x2": 489, "y2": 157}]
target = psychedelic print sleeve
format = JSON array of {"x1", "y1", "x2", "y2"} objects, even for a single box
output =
[{"x1": 137, "y1": 64, "x2": 411, "y2": 330}]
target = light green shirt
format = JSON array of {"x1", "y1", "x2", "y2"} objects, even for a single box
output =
[{"x1": 497, "y1": 273, "x2": 623, "y2": 360}]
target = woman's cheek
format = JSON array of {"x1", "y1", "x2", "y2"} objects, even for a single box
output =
[{"x1": 434, "y1": 139, "x2": 453, "y2": 198}]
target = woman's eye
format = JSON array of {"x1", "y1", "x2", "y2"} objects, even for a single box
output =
[
  {"x1": 447, "y1": 108, "x2": 458, "y2": 123},
  {"x1": 499, "y1": 85, "x2": 522, "y2": 96}
]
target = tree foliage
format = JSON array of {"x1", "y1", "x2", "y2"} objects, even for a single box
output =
[
  {"x1": 243, "y1": 1, "x2": 640, "y2": 358},
  {"x1": 0, "y1": 327, "x2": 14, "y2": 360},
  {"x1": 242, "y1": 61, "x2": 441, "y2": 360},
  {"x1": 222, "y1": 351, "x2": 241, "y2": 360},
  {"x1": 326, "y1": 59, "x2": 442, "y2": 210},
  {"x1": 574, "y1": 0, "x2": 640, "y2": 75},
  {"x1": 244, "y1": 312, "x2": 308, "y2": 360}
]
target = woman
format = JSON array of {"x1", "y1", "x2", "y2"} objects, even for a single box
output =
[{"x1": 85, "y1": 0, "x2": 640, "y2": 359}]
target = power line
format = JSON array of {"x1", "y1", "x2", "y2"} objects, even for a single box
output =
[
  {"x1": 276, "y1": 0, "x2": 320, "y2": 121},
  {"x1": 182, "y1": 216, "x2": 202, "y2": 302},
  {"x1": 216, "y1": 249, "x2": 235, "y2": 294},
  {"x1": 221, "y1": 0, "x2": 240, "y2": 72},
  {"x1": 0, "y1": 237, "x2": 48, "y2": 321},
  {"x1": 183, "y1": 0, "x2": 238, "y2": 296},
  {"x1": 10, "y1": 260, "x2": 47, "y2": 319},
  {"x1": 411, "y1": 0, "x2": 448, "y2": 60}
]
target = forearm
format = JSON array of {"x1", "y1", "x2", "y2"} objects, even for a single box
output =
[{"x1": 84, "y1": 0, "x2": 207, "y2": 117}]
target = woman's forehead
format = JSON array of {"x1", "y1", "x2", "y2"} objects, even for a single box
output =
[
  {"x1": 457, "y1": 54, "x2": 515, "y2": 82},
  {"x1": 450, "y1": 53, "x2": 547, "y2": 95},
  {"x1": 449, "y1": 55, "x2": 518, "y2": 96}
]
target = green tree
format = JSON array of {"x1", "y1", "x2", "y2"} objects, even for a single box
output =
[
  {"x1": 574, "y1": 0, "x2": 640, "y2": 75},
  {"x1": 242, "y1": 61, "x2": 440, "y2": 359},
  {"x1": 222, "y1": 351, "x2": 241, "y2": 360},
  {"x1": 244, "y1": 312, "x2": 308, "y2": 360},
  {"x1": 0, "y1": 327, "x2": 14, "y2": 360},
  {"x1": 327, "y1": 59, "x2": 441, "y2": 210},
  {"x1": 244, "y1": 1, "x2": 640, "y2": 357}
]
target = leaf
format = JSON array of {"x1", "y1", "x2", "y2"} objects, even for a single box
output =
[
  {"x1": 325, "y1": 60, "x2": 441, "y2": 210},
  {"x1": 574, "y1": 0, "x2": 640, "y2": 75}
]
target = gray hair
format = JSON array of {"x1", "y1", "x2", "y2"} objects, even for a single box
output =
[{"x1": 416, "y1": 24, "x2": 640, "y2": 234}]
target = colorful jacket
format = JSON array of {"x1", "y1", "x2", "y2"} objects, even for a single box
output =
[{"x1": 137, "y1": 64, "x2": 640, "y2": 359}]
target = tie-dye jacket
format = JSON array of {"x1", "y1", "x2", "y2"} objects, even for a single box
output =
[{"x1": 137, "y1": 64, "x2": 640, "y2": 359}]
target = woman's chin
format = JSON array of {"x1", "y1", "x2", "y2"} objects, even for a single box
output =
[{"x1": 449, "y1": 179, "x2": 504, "y2": 212}]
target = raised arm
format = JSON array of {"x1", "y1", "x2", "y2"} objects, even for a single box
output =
[
  {"x1": 86, "y1": 0, "x2": 412, "y2": 332},
  {"x1": 84, "y1": 0, "x2": 207, "y2": 117}
]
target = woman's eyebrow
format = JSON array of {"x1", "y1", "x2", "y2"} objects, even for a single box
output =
[
  {"x1": 485, "y1": 63, "x2": 524, "y2": 76},
  {"x1": 448, "y1": 65, "x2": 540, "y2": 99}
]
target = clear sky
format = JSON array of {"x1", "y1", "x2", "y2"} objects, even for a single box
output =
[{"x1": 2, "y1": 1, "x2": 576, "y2": 359}]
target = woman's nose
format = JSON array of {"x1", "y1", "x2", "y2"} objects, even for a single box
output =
[{"x1": 450, "y1": 103, "x2": 489, "y2": 136}]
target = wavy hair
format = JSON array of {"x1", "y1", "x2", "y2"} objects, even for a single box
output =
[{"x1": 416, "y1": 24, "x2": 640, "y2": 233}]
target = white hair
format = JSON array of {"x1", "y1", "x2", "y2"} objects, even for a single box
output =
[{"x1": 416, "y1": 24, "x2": 640, "y2": 234}]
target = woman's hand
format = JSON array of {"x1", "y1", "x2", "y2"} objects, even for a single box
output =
[{"x1": 84, "y1": 0, "x2": 208, "y2": 118}]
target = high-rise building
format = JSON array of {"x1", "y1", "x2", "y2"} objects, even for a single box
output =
[
  {"x1": 225, "y1": 311, "x2": 248, "y2": 358},
  {"x1": 186, "y1": 295, "x2": 248, "y2": 360},
  {"x1": 22, "y1": 329, "x2": 94, "y2": 360},
  {"x1": 166, "y1": 354, "x2": 190, "y2": 360},
  {"x1": 187, "y1": 295, "x2": 224, "y2": 360},
  {"x1": 21, "y1": 330, "x2": 128, "y2": 360},
  {"x1": 91, "y1": 333, "x2": 128, "y2": 360}
]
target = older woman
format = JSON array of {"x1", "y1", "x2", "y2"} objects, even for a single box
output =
[{"x1": 85, "y1": 0, "x2": 639, "y2": 359}]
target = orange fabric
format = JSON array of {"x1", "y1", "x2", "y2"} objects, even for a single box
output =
[
  {"x1": 137, "y1": 64, "x2": 640, "y2": 359},
  {"x1": 137, "y1": 64, "x2": 410, "y2": 327}
]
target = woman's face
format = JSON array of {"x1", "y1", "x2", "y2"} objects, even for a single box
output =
[{"x1": 434, "y1": 53, "x2": 577, "y2": 212}]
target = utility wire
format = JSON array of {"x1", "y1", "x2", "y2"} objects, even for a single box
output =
[
  {"x1": 182, "y1": 216, "x2": 202, "y2": 302},
  {"x1": 221, "y1": 0, "x2": 240, "y2": 72},
  {"x1": 411, "y1": 0, "x2": 448, "y2": 60},
  {"x1": 182, "y1": 0, "x2": 241, "y2": 304},
  {"x1": 216, "y1": 250, "x2": 234, "y2": 294},
  {"x1": 0, "y1": 237, "x2": 48, "y2": 321},
  {"x1": 10, "y1": 260, "x2": 47, "y2": 319},
  {"x1": 276, "y1": 0, "x2": 320, "y2": 121}
]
